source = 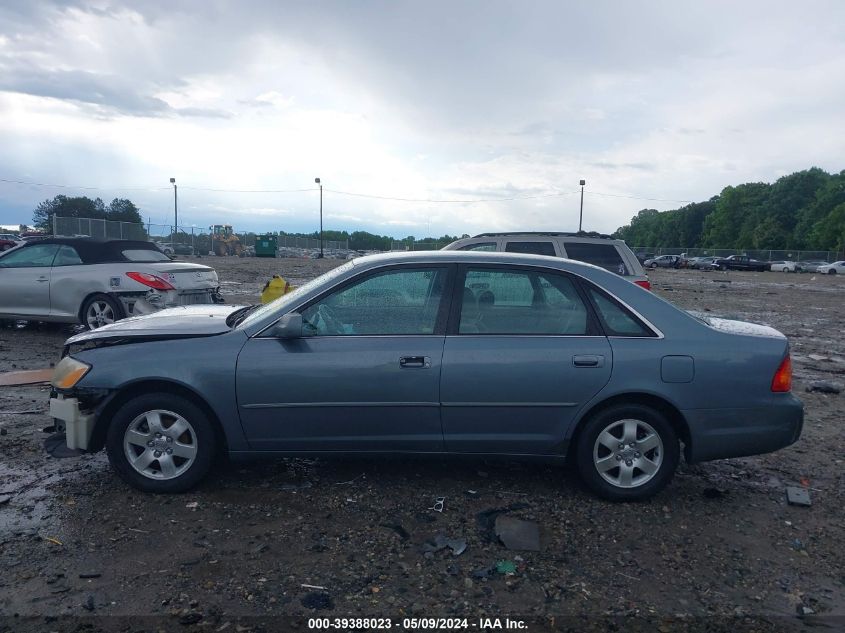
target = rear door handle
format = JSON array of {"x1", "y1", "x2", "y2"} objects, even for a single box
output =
[
  {"x1": 573, "y1": 354, "x2": 604, "y2": 368},
  {"x1": 37, "y1": 276, "x2": 49, "y2": 283},
  {"x1": 399, "y1": 356, "x2": 431, "y2": 369}
]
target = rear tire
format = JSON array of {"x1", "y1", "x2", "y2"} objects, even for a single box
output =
[
  {"x1": 828, "y1": 269, "x2": 837, "y2": 275},
  {"x1": 81, "y1": 293, "x2": 123, "y2": 330},
  {"x1": 575, "y1": 404, "x2": 679, "y2": 501},
  {"x1": 105, "y1": 392, "x2": 217, "y2": 493}
]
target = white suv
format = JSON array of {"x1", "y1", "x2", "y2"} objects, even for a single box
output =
[{"x1": 442, "y1": 232, "x2": 650, "y2": 289}]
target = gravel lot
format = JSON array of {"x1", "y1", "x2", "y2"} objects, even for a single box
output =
[{"x1": 1, "y1": 258, "x2": 844, "y2": 630}]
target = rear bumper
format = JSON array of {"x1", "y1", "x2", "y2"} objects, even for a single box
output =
[{"x1": 683, "y1": 395, "x2": 804, "y2": 463}]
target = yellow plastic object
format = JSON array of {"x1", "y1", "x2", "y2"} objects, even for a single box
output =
[{"x1": 260, "y1": 275, "x2": 295, "y2": 304}]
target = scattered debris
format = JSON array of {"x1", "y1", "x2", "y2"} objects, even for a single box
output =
[
  {"x1": 380, "y1": 522, "x2": 410, "y2": 540},
  {"x1": 79, "y1": 572, "x2": 101, "y2": 579},
  {"x1": 797, "y1": 605, "x2": 815, "y2": 617},
  {"x1": 44, "y1": 432, "x2": 84, "y2": 458},
  {"x1": 807, "y1": 354, "x2": 830, "y2": 362},
  {"x1": 0, "y1": 495, "x2": 11, "y2": 505},
  {"x1": 300, "y1": 583, "x2": 327, "y2": 590},
  {"x1": 494, "y1": 515, "x2": 541, "y2": 551},
  {"x1": 43, "y1": 536, "x2": 63, "y2": 546},
  {"x1": 0, "y1": 368, "x2": 54, "y2": 386},
  {"x1": 185, "y1": 501, "x2": 199, "y2": 510},
  {"x1": 301, "y1": 592, "x2": 334, "y2": 610},
  {"x1": 179, "y1": 612, "x2": 203, "y2": 625},
  {"x1": 476, "y1": 503, "x2": 530, "y2": 542},
  {"x1": 0, "y1": 428, "x2": 6, "y2": 435},
  {"x1": 421, "y1": 534, "x2": 467, "y2": 556},
  {"x1": 495, "y1": 560, "x2": 517, "y2": 575},
  {"x1": 702, "y1": 488, "x2": 727, "y2": 499},
  {"x1": 429, "y1": 496, "x2": 445, "y2": 512},
  {"x1": 786, "y1": 486, "x2": 811, "y2": 507},
  {"x1": 82, "y1": 595, "x2": 95, "y2": 612},
  {"x1": 334, "y1": 473, "x2": 365, "y2": 485},
  {"x1": 805, "y1": 380, "x2": 843, "y2": 394},
  {"x1": 465, "y1": 489, "x2": 479, "y2": 498}
]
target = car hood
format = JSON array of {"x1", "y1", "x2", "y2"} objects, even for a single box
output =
[{"x1": 66, "y1": 305, "x2": 245, "y2": 344}]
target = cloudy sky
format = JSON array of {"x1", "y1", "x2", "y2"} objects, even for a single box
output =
[{"x1": 1, "y1": 0, "x2": 843, "y2": 239}]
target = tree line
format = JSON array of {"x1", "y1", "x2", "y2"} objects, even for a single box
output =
[{"x1": 613, "y1": 168, "x2": 845, "y2": 252}]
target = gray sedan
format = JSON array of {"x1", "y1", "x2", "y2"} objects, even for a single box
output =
[
  {"x1": 0, "y1": 237, "x2": 220, "y2": 329},
  {"x1": 49, "y1": 251, "x2": 803, "y2": 500}
]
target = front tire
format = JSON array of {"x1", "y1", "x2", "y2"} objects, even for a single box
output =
[
  {"x1": 105, "y1": 393, "x2": 217, "y2": 493},
  {"x1": 575, "y1": 404, "x2": 679, "y2": 501}
]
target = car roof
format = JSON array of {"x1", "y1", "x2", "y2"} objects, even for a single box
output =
[
  {"x1": 471, "y1": 231, "x2": 615, "y2": 240},
  {"x1": 350, "y1": 248, "x2": 610, "y2": 273},
  {"x1": 18, "y1": 237, "x2": 162, "y2": 264}
]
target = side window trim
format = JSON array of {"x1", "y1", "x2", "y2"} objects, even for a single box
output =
[
  {"x1": 268, "y1": 263, "x2": 456, "y2": 337},
  {"x1": 446, "y1": 264, "x2": 603, "y2": 336}
]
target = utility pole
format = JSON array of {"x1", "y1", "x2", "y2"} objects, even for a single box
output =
[
  {"x1": 315, "y1": 177, "x2": 323, "y2": 258},
  {"x1": 578, "y1": 179, "x2": 586, "y2": 232},
  {"x1": 170, "y1": 177, "x2": 178, "y2": 240}
]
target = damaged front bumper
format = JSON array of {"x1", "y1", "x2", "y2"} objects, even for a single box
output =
[
  {"x1": 118, "y1": 288, "x2": 224, "y2": 318},
  {"x1": 49, "y1": 394, "x2": 96, "y2": 450}
]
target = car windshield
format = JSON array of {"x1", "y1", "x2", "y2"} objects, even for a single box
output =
[
  {"x1": 235, "y1": 261, "x2": 354, "y2": 329},
  {"x1": 121, "y1": 249, "x2": 172, "y2": 262}
]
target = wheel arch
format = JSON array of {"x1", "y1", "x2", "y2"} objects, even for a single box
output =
[
  {"x1": 89, "y1": 379, "x2": 229, "y2": 457},
  {"x1": 567, "y1": 392, "x2": 692, "y2": 463}
]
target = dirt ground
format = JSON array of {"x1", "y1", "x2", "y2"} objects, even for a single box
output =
[{"x1": 1, "y1": 258, "x2": 844, "y2": 631}]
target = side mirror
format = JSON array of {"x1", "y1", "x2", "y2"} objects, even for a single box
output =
[{"x1": 273, "y1": 312, "x2": 303, "y2": 339}]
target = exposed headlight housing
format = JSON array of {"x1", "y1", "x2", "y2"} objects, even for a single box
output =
[{"x1": 51, "y1": 356, "x2": 92, "y2": 390}]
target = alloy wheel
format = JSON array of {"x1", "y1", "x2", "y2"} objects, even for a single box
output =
[
  {"x1": 123, "y1": 409, "x2": 198, "y2": 480},
  {"x1": 86, "y1": 300, "x2": 116, "y2": 329},
  {"x1": 592, "y1": 418, "x2": 663, "y2": 489}
]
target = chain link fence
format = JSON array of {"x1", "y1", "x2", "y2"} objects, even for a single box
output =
[
  {"x1": 53, "y1": 216, "x2": 349, "y2": 256},
  {"x1": 630, "y1": 246, "x2": 841, "y2": 262},
  {"x1": 390, "y1": 240, "x2": 451, "y2": 251}
]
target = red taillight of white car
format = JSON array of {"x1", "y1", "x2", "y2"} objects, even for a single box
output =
[
  {"x1": 634, "y1": 280, "x2": 652, "y2": 291},
  {"x1": 126, "y1": 272, "x2": 175, "y2": 291},
  {"x1": 771, "y1": 354, "x2": 792, "y2": 392}
]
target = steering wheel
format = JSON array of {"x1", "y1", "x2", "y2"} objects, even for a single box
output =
[{"x1": 317, "y1": 304, "x2": 344, "y2": 335}]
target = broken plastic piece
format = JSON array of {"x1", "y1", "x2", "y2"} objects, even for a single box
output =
[
  {"x1": 786, "y1": 486, "x2": 811, "y2": 507},
  {"x1": 494, "y1": 515, "x2": 541, "y2": 551}
]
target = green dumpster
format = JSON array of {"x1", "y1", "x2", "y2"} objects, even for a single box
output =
[{"x1": 254, "y1": 234, "x2": 278, "y2": 258}]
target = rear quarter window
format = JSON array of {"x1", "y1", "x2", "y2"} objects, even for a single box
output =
[
  {"x1": 563, "y1": 242, "x2": 630, "y2": 275},
  {"x1": 121, "y1": 249, "x2": 171, "y2": 262},
  {"x1": 587, "y1": 287, "x2": 654, "y2": 337}
]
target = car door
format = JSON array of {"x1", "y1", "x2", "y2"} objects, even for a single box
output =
[
  {"x1": 0, "y1": 244, "x2": 60, "y2": 317},
  {"x1": 440, "y1": 264, "x2": 612, "y2": 454},
  {"x1": 236, "y1": 265, "x2": 454, "y2": 451}
]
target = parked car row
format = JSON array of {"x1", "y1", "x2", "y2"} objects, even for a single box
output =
[{"x1": 637, "y1": 254, "x2": 842, "y2": 273}]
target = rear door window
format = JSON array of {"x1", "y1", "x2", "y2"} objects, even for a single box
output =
[
  {"x1": 459, "y1": 267, "x2": 590, "y2": 335},
  {"x1": 504, "y1": 241, "x2": 556, "y2": 256},
  {"x1": 458, "y1": 242, "x2": 497, "y2": 252},
  {"x1": 563, "y1": 242, "x2": 630, "y2": 275}
]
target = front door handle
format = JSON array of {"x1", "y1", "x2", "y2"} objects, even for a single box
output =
[
  {"x1": 37, "y1": 276, "x2": 49, "y2": 283},
  {"x1": 399, "y1": 356, "x2": 431, "y2": 369},
  {"x1": 573, "y1": 354, "x2": 604, "y2": 368}
]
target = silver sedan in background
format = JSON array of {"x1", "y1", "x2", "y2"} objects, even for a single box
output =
[{"x1": 0, "y1": 237, "x2": 221, "y2": 329}]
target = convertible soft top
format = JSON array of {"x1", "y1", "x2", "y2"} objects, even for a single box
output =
[{"x1": 22, "y1": 237, "x2": 165, "y2": 264}]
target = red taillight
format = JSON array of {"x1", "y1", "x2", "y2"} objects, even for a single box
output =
[
  {"x1": 126, "y1": 271, "x2": 175, "y2": 290},
  {"x1": 634, "y1": 280, "x2": 652, "y2": 291},
  {"x1": 771, "y1": 355, "x2": 792, "y2": 392}
]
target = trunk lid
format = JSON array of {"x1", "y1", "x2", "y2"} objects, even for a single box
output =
[{"x1": 147, "y1": 262, "x2": 219, "y2": 291}]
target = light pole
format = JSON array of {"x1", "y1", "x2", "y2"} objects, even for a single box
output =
[
  {"x1": 170, "y1": 177, "x2": 178, "y2": 241},
  {"x1": 315, "y1": 177, "x2": 323, "y2": 258},
  {"x1": 578, "y1": 179, "x2": 586, "y2": 232}
]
